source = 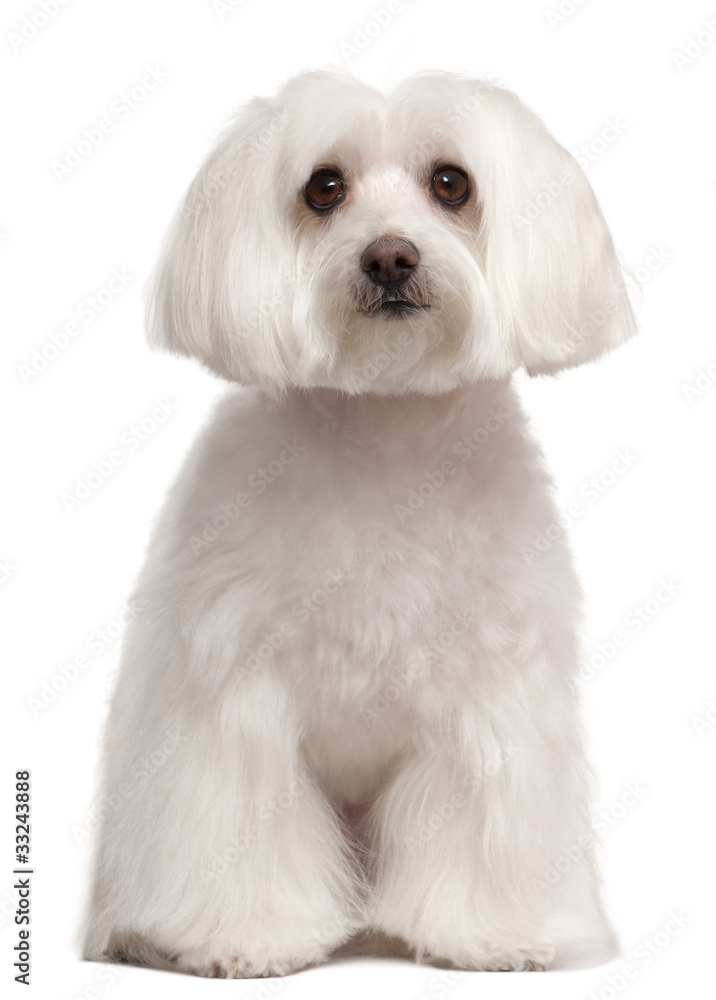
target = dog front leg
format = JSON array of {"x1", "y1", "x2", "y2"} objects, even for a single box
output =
[
  {"x1": 367, "y1": 660, "x2": 616, "y2": 970},
  {"x1": 83, "y1": 639, "x2": 362, "y2": 978}
]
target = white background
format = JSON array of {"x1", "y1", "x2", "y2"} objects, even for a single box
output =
[{"x1": 2, "y1": 0, "x2": 715, "y2": 997}]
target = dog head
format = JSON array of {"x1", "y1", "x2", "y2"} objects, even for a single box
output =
[{"x1": 148, "y1": 71, "x2": 636, "y2": 394}]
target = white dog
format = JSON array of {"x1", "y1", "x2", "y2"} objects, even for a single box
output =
[{"x1": 82, "y1": 71, "x2": 636, "y2": 978}]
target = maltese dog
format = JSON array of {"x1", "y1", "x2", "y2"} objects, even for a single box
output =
[{"x1": 82, "y1": 71, "x2": 636, "y2": 977}]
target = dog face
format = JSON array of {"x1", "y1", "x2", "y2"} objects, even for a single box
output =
[{"x1": 148, "y1": 72, "x2": 636, "y2": 394}]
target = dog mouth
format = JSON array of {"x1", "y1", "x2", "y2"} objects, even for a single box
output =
[
  {"x1": 355, "y1": 284, "x2": 431, "y2": 320},
  {"x1": 374, "y1": 299, "x2": 429, "y2": 319}
]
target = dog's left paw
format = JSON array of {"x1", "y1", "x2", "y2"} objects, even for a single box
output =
[
  {"x1": 421, "y1": 944, "x2": 555, "y2": 972},
  {"x1": 480, "y1": 947, "x2": 555, "y2": 971}
]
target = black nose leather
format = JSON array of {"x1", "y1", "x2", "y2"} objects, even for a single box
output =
[{"x1": 360, "y1": 238, "x2": 420, "y2": 287}]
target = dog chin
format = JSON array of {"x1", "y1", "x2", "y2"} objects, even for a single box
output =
[
  {"x1": 296, "y1": 325, "x2": 476, "y2": 397},
  {"x1": 365, "y1": 301, "x2": 430, "y2": 321}
]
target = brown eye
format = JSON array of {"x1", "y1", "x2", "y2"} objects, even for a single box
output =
[
  {"x1": 431, "y1": 166, "x2": 469, "y2": 206},
  {"x1": 305, "y1": 170, "x2": 345, "y2": 210}
]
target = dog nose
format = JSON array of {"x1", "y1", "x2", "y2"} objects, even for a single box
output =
[{"x1": 360, "y1": 238, "x2": 419, "y2": 287}]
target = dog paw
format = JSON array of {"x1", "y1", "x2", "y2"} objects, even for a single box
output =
[
  {"x1": 169, "y1": 942, "x2": 328, "y2": 979},
  {"x1": 482, "y1": 947, "x2": 554, "y2": 971},
  {"x1": 470, "y1": 945, "x2": 555, "y2": 972},
  {"x1": 421, "y1": 944, "x2": 555, "y2": 972},
  {"x1": 172, "y1": 952, "x2": 303, "y2": 978}
]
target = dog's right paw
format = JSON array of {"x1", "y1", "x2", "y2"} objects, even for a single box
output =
[
  {"x1": 169, "y1": 940, "x2": 331, "y2": 979},
  {"x1": 172, "y1": 953, "x2": 298, "y2": 978}
]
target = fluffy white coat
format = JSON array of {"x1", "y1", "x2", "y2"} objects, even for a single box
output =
[{"x1": 82, "y1": 71, "x2": 636, "y2": 977}]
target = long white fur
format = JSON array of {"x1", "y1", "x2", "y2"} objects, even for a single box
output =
[{"x1": 82, "y1": 70, "x2": 636, "y2": 977}]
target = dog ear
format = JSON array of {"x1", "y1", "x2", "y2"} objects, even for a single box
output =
[
  {"x1": 475, "y1": 87, "x2": 637, "y2": 375},
  {"x1": 146, "y1": 98, "x2": 296, "y2": 389}
]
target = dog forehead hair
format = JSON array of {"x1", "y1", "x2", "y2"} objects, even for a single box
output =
[{"x1": 274, "y1": 72, "x2": 478, "y2": 191}]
